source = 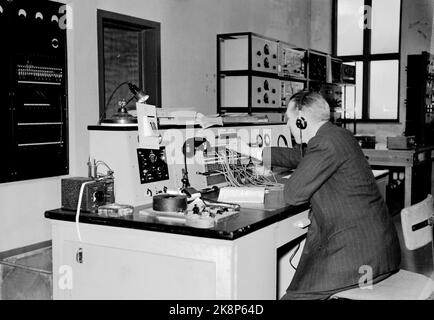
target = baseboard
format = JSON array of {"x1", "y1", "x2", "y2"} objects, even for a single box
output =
[{"x1": 0, "y1": 240, "x2": 52, "y2": 260}]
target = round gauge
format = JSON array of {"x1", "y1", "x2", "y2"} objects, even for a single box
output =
[
  {"x1": 52, "y1": 38, "x2": 59, "y2": 49},
  {"x1": 92, "y1": 191, "x2": 105, "y2": 203},
  {"x1": 263, "y1": 80, "x2": 269, "y2": 91},
  {"x1": 256, "y1": 134, "x2": 263, "y2": 148},
  {"x1": 264, "y1": 134, "x2": 271, "y2": 146},
  {"x1": 18, "y1": 9, "x2": 27, "y2": 18},
  {"x1": 149, "y1": 153, "x2": 157, "y2": 163},
  {"x1": 278, "y1": 135, "x2": 288, "y2": 147},
  {"x1": 263, "y1": 44, "x2": 270, "y2": 55}
]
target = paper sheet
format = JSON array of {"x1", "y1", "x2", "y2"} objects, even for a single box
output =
[{"x1": 218, "y1": 187, "x2": 266, "y2": 204}]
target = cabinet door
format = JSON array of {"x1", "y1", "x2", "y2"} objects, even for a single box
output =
[{"x1": 57, "y1": 241, "x2": 217, "y2": 300}]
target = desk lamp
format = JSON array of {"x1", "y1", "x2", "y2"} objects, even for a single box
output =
[{"x1": 100, "y1": 82, "x2": 149, "y2": 125}]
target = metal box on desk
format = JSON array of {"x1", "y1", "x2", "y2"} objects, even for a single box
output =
[
  {"x1": 355, "y1": 135, "x2": 376, "y2": 149},
  {"x1": 387, "y1": 136, "x2": 416, "y2": 150},
  {"x1": 61, "y1": 177, "x2": 115, "y2": 213}
]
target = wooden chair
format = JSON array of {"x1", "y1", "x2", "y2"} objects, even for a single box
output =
[{"x1": 330, "y1": 194, "x2": 434, "y2": 300}]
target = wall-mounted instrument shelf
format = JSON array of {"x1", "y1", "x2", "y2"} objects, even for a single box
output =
[{"x1": 216, "y1": 32, "x2": 356, "y2": 126}]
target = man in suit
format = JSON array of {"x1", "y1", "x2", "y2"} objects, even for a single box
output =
[{"x1": 234, "y1": 91, "x2": 401, "y2": 299}]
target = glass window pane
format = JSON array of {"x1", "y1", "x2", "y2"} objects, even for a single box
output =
[
  {"x1": 371, "y1": 0, "x2": 401, "y2": 54},
  {"x1": 343, "y1": 62, "x2": 363, "y2": 120},
  {"x1": 103, "y1": 27, "x2": 140, "y2": 119},
  {"x1": 337, "y1": 0, "x2": 364, "y2": 56},
  {"x1": 369, "y1": 60, "x2": 399, "y2": 119}
]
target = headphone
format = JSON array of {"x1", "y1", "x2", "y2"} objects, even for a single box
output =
[
  {"x1": 296, "y1": 112, "x2": 307, "y2": 130},
  {"x1": 294, "y1": 91, "x2": 309, "y2": 130},
  {"x1": 290, "y1": 90, "x2": 310, "y2": 158}
]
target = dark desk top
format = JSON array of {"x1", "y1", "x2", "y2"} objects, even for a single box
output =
[
  {"x1": 87, "y1": 122, "x2": 285, "y2": 131},
  {"x1": 45, "y1": 188, "x2": 310, "y2": 241},
  {"x1": 362, "y1": 144, "x2": 434, "y2": 167}
]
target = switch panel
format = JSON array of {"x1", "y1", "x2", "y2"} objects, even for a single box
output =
[
  {"x1": 342, "y1": 63, "x2": 356, "y2": 84},
  {"x1": 252, "y1": 76, "x2": 280, "y2": 108},
  {"x1": 278, "y1": 43, "x2": 306, "y2": 78},
  {"x1": 251, "y1": 36, "x2": 279, "y2": 74},
  {"x1": 308, "y1": 51, "x2": 328, "y2": 82},
  {"x1": 137, "y1": 147, "x2": 170, "y2": 184},
  {"x1": 330, "y1": 58, "x2": 343, "y2": 84},
  {"x1": 280, "y1": 80, "x2": 305, "y2": 108}
]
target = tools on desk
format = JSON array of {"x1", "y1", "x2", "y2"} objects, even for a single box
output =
[{"x1": 139, "y1": 186, "x2": 240, "y2": 229}]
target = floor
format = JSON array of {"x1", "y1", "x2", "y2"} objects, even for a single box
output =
[
  {"x1": 0, "y1": 216, "x2": 432, "y2": 300},
  {"x1": 0, "y1": 247, "x2": 52, "y2": 300}
]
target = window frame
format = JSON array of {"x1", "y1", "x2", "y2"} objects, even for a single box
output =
[
  {"x1": 97, "y1": 9, "x2": 161, "y2": 120},
  {"x1": 332, "y1": 0, "x2": 403, "y2": 123}
]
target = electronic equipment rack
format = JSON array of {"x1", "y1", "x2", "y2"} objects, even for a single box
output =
[{"x1": 0, "y1": 0, "x2": 68, "y2": 183}]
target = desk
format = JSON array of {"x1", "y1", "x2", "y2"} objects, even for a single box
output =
[
  {"x1": 363, "y1": 146, "x2": 434, "y2": 207},
  {"x1": 45, "y1": 170, "x2": 391, "y2": 300},
  {"x1": 45, "y1": 196, "x2": 310, "y2": 300}
]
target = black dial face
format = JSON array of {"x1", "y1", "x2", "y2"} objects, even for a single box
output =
[
  {"x1": 93, "y1": 191, "x2": 105, "y2": 203},
  {"x1": 149, "y1": 153, "x2": 157, "y2": 163},
  {"x1": 278, "y1": 135, "x2": 288, "y2": 147},
  {"x1": 256, "y1": 134, "x2": 263, "y2": 148}
]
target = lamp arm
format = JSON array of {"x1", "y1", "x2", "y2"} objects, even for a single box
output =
[
  {"x1": 105, "y1": 81, "x2": 130, "y2": 110},
  {"x1": 125, "y1": 94, "x2": 136, "y2": 107},
  {"x1": 99, "y1": 81, "x2": 130, "y2": 124}
]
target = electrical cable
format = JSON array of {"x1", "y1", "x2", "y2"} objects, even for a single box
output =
[
  {"x1": 299, "y1": 130, "x2": 304, "y2": 159},
  {"x1": 289, "y1": 242, "x2": 301, "y2": 270},
  {"x1": 75, "y1": 180, "x2": 97, "y2": 242},
  {"x1": 216, "y1": 148, "x2": 280, "y2": 188},
  {"x1": 96, "y1": 160, "x2": 113, "y2": 172}
]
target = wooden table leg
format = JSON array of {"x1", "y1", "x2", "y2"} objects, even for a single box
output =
[{"x1": 404, "y1": 166, "x2": 412, "y2": 207}]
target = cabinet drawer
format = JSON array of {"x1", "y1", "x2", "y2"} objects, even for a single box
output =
[{"x1": 276, "y1": 210, "x2": 310, "y2": 248}]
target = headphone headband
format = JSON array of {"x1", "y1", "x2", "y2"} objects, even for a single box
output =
[{"x1": 293, "y1": 90, "x2": 310, "y2": 112}]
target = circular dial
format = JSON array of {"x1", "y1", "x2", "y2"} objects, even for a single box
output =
[
  {"x1": 256, "y1": 134, "x2": 263, "y2": 148},
  {"x1": 149, "y1": 153, "x2": 157, "y2": 163},
  {"x1": 264, "y1": 134, "x2": 271, "y2": 146}
]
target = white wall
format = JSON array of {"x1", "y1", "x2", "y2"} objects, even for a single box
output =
[
  {"x1": 96, "y1": 0, "x2": 332, "y2": 114},
  {"x1": 0, "y1": 0, "x2": 331, "y2": 252},
  {"x1": 310, "y1": 0, "x2": 333, "y2": 53}
]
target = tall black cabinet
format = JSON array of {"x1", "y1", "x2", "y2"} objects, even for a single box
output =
[
  {"x1": 0, "y1": 0, "x2": 68, "y2": 183},
  {"x1": 406, "y1": 51, "x2": 434, "y2": 147}
]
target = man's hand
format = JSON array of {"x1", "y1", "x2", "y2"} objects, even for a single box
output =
[{"x1": 226, "y1": 138, "x2": 263, "y2": 161}]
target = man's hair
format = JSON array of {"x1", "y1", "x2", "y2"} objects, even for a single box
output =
[{"x1": 288, "y1": 90, "x2": 330, "y2": 122}]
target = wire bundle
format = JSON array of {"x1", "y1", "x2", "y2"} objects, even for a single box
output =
[{"x1": 216, "y1": 149, "x2": 281, "y2": 188}]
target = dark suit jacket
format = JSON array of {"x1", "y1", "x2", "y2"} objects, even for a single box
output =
[{"x1": 263, "y1": 122, "x2": 401, "y2": 299}]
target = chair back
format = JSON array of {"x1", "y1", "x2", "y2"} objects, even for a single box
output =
[{"x1": 400, "y1": 194, "x2": 433, "y2": 251}]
